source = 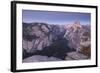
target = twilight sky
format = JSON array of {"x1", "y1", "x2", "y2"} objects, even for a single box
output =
[{"x1": 22, "y1": 10, "x2": 91, "y2": 25}]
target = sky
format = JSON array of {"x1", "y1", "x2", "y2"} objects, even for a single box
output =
[{"x1": 22, "y1": 10, "x2": 91, "y2": 25}]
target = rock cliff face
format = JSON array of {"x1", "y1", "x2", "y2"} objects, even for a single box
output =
[
  {"x1": 22, "y1": 21, "x2": 91, "y2": 62},
  {"x1": 64, "y1": 21, "x2": 91, "y2": 52},
  {"x1": 23, "y1": 23, "x2": 52, "y2": 53}
]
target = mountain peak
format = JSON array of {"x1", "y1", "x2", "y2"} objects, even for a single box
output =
[
  {"x1": 73, "y1": 20, "x2": 82, "y2": 29},
  {"x1": 74, "y1": 20, "x2": 81, "y2": 25}
]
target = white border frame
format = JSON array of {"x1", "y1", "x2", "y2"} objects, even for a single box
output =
[{"x1": 15, "y1": 3, "x2": 96, "y2": 70}]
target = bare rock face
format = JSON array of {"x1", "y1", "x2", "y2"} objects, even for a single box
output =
[
  {"x1": 65, "y1": 56, "x2": 73, "y2": 60},
  {"x1": 22, "y1": 21, "x2": 91, "y2": 61},
  {"x1": 66, "y1": 52, "x2": 88, "y2": 60},
  {"x1": 23, "y1": 23, "x2": 52, "y2": 53},
  {"x1": 64, "y1": 21, "x2": 91, "y2": 53},
  {"x1": 64, "y1": 21, "x2": 82, "y2": 52},
  {"x1": 23, "y1": 55, "x2": 62, "y2": 63}
]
